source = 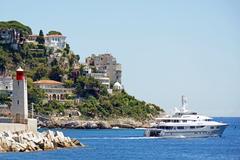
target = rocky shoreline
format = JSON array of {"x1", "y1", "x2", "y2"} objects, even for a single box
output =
[
  {"x1": 0, "y1": 130, "x2": 83, "y2": 152},
  {"x1": 38, "y1": 117, "x2": 152, "y2": 129}
]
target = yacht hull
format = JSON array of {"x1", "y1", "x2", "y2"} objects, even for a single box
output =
[{"x1": 144, "y1": 125, "x2": 227, "y2": 138}]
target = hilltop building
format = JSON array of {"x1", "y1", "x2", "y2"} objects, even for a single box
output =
[
  {"x1": 89, "y1": 72, "x2": 110, "y2": 89},
  {"x1": 33, "y1": 80, "x2": 74, "y2": 101},
  {"x1": 44, "y1": 34, "x2": 66, "y2": 49},
  {"x1": 27, "y1": 34, "x2": 66, "y2": 49},
  {"x1": 0, "y1": 74, "x2": 13, "y2": 92},
  {"x1": 85, "y1": 53, "x2": 122, "y2": 84},
  {"x1": 0, "y1": 29, "x2": 24, "y2": 50},
  {"x1": 81, "y1": 64, "x2": 111, "y2": 93}
]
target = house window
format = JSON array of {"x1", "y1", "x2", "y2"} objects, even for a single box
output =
[{"x1": 17, "y1": 100, "x2": 19, "y2": 104}]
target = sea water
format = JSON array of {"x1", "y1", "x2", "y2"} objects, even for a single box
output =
[{"x1": 0, "y1": 117, "x2": 239, "y2": 160}]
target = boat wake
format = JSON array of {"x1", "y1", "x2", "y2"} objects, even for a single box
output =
[{"x1": 76, "y1": 136, "x2": 159, "y2": 140}]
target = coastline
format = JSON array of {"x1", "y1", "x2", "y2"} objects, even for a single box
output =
[{"x1": 38, "y1": 117, "x2": 155, "y2": 129}]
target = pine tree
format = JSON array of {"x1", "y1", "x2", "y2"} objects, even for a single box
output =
[{"x1": 36, "y1": 30, "x2": 45, "y2": 44}]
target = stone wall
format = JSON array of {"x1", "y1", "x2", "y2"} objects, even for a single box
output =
[
  {"x1": 0, "y1": 123, "x2": 28, "y2": 132},
  {"x1": 0, "y1": 118, "x2": 37, "y2": 133}
]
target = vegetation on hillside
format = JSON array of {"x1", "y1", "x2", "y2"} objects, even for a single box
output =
[
  {"x1": 78, "y1": 91, "x2": 163, "y2": 121},
  {"x1": 47, "y1": 31, "x2": 62, "y2": 35},
  {"x1": 0, "y1": 20, "x2": 164, "y2": 121},
  {"x1": 0, "y1": 20, "x2": 32, "y2": 36}
]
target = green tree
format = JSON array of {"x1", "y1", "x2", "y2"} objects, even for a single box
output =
[
  {"x1": 64, "y1": 43, "x2": 70, "y2": 54},
  {"x1": 48, "y1": 66, "x2": 63, "y2": 81},
  {"x1": 64, "y1": 79, "x2": 74, "y2": 88},
  {"x1": 0, "y1": 54, "x2": 6, "y2": 73},
  {"x1": 0, "y1": 20, "x2": 32, "y2": 36},
  {"x1": 75, "y1": 76, "x2": 108, "y2": 98},
  {"x1": 0, "y1": 92, "x2": 11, "y2": 106},
  {"x1": 36, "y1": 30, "x2": 45, "y2": 45},
  {"x1": 33, "y1": 65, "x2": 48, "y2": 81},
  {"x1": 27, "y1": 78, "x2": 45, "y2": 105},
  {"x1": 47, "y1": 30, "x2": 62, "y2": 35}
]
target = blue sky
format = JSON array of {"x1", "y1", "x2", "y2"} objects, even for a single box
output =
[{"x1": 1, "y1": 0, "x2": 240, "y2": 116}]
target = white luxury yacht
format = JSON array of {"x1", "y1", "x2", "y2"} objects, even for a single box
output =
[{"x1": 144, "y1": 96, "x2": 228, "y2": 138}]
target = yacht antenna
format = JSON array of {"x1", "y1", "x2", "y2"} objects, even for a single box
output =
[
  {"x1": 182, "y1": 95, "x2": 187, "y2": 107},
  {"x1": 181, "y1": 95, "x2": 188, "y2": 112}
]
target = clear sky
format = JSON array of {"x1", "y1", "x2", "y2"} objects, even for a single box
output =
[{"x1": 1, "y1": 0, "x2": 240, "y2": 116}]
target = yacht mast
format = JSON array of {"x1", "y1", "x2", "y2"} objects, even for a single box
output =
[{"x1": 181, "y1": 95, "x2": 188, "y2": 113}]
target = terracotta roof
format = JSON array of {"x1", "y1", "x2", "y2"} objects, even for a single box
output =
[
  {"x1": 45, "y1": 34, "x2": 65, "y2": 38},
  {"x1": 33, "y1": 80, "x2": 63, "y2": 85},
  {"x1": 28, "y1": 34, "x2": 65, "y2": 38}
]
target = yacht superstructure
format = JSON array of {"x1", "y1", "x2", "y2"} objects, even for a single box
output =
[{"x1": 144, "y1": 96, "x2": 228, "y2": 138}]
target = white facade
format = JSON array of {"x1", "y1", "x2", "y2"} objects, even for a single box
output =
[
  {"x1": 27, "y1": 34, "x2": 66, "y2": 49},
  {"x1": 90, "y1": 72, "x2": 110, "y2": 89},
  {"x1": 0, "y1": 75, "x2": 13, "y2": 91},
  {"x1": 44, "y1": 35, "x2": 66, "y2": 49},
  {"x1": 85, "y1": 54, "x2": 122, "y2": 84}
]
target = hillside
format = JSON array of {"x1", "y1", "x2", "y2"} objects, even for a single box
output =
[{"x1": 0, "y1": 20, "x2": 164, "y2": 122}]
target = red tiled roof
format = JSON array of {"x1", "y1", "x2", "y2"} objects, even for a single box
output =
[
  {"x1": 28, "y1": 34, "x2": 65, "y2": 38},
  {"x1": 45, "y1": 34, "x2": 65, "y2": 38},
  {"x1": 33, "y1": 80, "x2": 63, "y2": 85}
]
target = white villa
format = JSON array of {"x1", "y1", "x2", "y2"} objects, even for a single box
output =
[
  {"x1": 27, "y1": 34, "x2": 66, "y2": 49},
  {"x1": 33, "y1": 80, "x2": 73, "y2": 101},
  {"x1": 44, "y1": 34, "x2": 66, "y2": 49}
]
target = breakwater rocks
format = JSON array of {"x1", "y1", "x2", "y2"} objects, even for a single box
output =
[
  {"x1": 39, "y1": 118, "x2": 151, "y2": 129},
  {"x1": 0, "y1": 130, "x2": 83, "y2": 152}
]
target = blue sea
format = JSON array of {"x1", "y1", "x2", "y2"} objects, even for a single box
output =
[{"x1": 0, "y1": 117, "x2": 239, "y2": 160}]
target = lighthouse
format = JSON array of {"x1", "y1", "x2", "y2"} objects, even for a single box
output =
[{"x1": 11, "y1": 67, "x2": 28, "y2": 123}]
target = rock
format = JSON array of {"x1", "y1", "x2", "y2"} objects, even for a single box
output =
[
  {"x1": 62, "y1": 121, "x2": 79, "y2": 128},
  {"x1": 83, "y1": 122, "x2": 98, "y2": 129},
  {"x1": 0, "y1": 144, "x2": 6, "y2": 152},
  {"x1": 71, "y1": 139, "x2": 84, "y2": 147},
  {"x1": 0, "y1": 130, "x2": 84, "y2": 152},
  {"x1": 97, "y1": 121, "x2": 111, "y2": 129}
]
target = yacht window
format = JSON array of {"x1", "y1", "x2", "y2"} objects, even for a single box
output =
[
  {"x1": 173, "y1": 120, "x2": 179, "y2": 123},
  {"x1": 216, "y1": 126, "x2": 220, "y2": 129},
  {"x1": 196, "y1": 126, "x2": 204, "y2": 128},
  {"x1": 177, "y1": 126, "x2": 184, "y2": 129},
  {"x1": 190, "y1": 126, "x2": 195, "y2": 129},
  {"x1": 165, "y1": 126, "x2": 173, "y2": 130},
  {"x1": 163, "y1": 120, "x2": 171, "y2": 123},
  {"x1": 210, "y1": 126, "x2": 214, "y2": 129},
  {"x1": 182, "y1": 120, "x2": 187, "y2": 123}
]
